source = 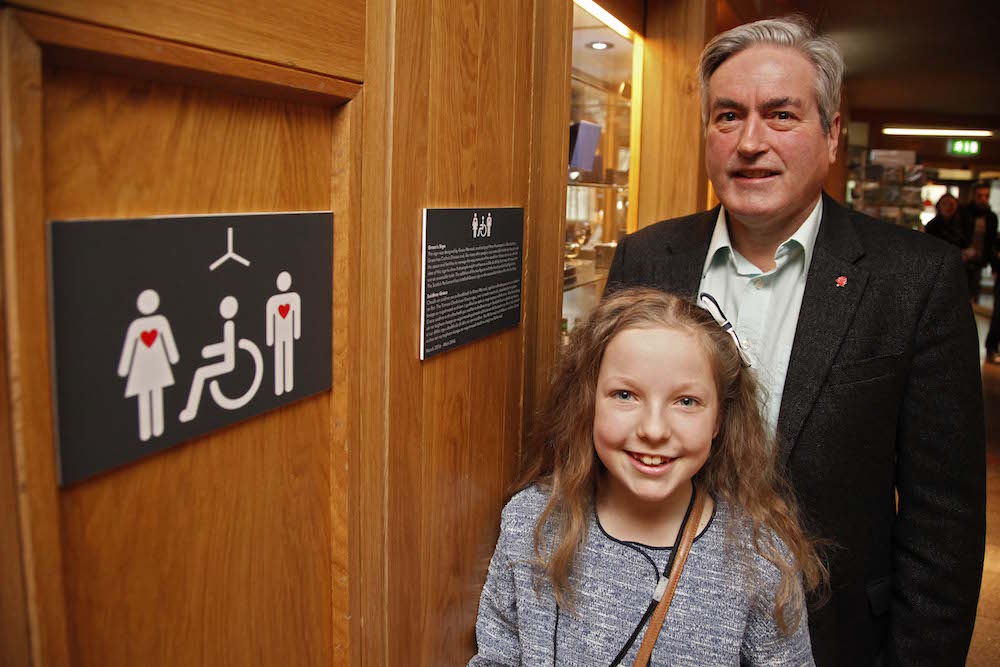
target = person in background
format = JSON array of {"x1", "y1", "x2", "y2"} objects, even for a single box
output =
[
  {"x1": 605, "y1": 15, "x2": 985, "y2": 667},
  {"x1": 974, "y1": 182, "x2": 1000, "y2": 362},
  {"x1": 959, "y1": 181, "x2": 997, "y2": 302},
  {"x1": 924, "y1": 192, "x2": 964, "y2": 248}
]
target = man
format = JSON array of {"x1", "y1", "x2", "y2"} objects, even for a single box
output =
[
  {"x1": 605, "y1": 16, "x2": 985, "y2": 667},
  {"x1": 958, "y1": 181, "x2": 997, "y2": 302}
]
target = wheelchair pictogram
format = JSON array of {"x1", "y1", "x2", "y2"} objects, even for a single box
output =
[
  {"x1": 209, "y1": 337, "x2": 263, "y2": 411},
  {"x1": 179, "y1": 295, "x2": 262, "y2": 423}
]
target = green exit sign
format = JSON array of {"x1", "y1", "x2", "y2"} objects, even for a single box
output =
[{"x1": 948, "y1": 139, "x2": 981, "y2": 156}]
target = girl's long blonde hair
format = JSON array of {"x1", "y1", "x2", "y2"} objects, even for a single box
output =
[{"x1": 517, "y1": 287, "x2": 827, "y2": 633}]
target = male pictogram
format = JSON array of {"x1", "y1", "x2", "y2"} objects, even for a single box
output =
[{"x1": 266, "y1": 271, "x2": 302, "y2": 395}]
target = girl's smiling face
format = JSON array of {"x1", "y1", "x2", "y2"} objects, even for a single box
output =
[{"x1": 593, "y1": 326, "x2": 720, "y2": 513}]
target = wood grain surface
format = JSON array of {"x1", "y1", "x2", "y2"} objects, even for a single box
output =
[
  {"x1": 0, "y1": 323, "x2": 29, "y2": 667},
  {"x1": 0, "y1": 16, "x2": 32, "y2": 667},
  {"x1": 358, "y1": 0, "x2": 553, "y2": 664},
  {"x1": 0, "y1": 13, "x2": 73, "y2": 667},
  {"x1": 13, "y1": 9, "x2": 360, "y2": 107},
  {"x1": 521, "y1": 0, "x2": 573, "y2": 453},
  {"x1": 42, "y1": 66, "x2": 339, "y2": 665},
  {"x1": 331, "y1": 95, "x2": 362, "y2": 667},
  {"x1": 637, "y1": 0, "x2": 716, "y2": 226},
  {"x1": 353, "y1": 0, "x2": 394, "y2": 660},
  {"x1": 353, "y1": 1, "x2": 393, "y2": 664},
  {"x1": 14, "y1": 0, "x2": 365, "y2": 82}
]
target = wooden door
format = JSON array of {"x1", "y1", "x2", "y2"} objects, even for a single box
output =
[{"x1": 0, "y1": 6, "x2": 361, "y2": 665}]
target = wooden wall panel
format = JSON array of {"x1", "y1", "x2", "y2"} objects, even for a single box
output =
[
  {"x1": 0, "y1": 18, "x2": 34, "y2": 667},
  {"x1": 13, "y1": 9, "x2": 359, "y2": 107},
  {"x1": 330, "y1": 95, "x2": 361, "y2": 667},
  {"x1": 522, "y1": 0, "x2": 573, "y2": 448},
  {"x1": 0, "y1": 344, "x2": 29, "y2": 667},
  {"x1": 15, "y1": 0, "x2": 365, "y2": 82},
  {"x1": 0, "y1": 15, "x2": 72, "y2": 666},
  {"x1": 42, "y1": 67, "x2": 337, "y2": 666},
  {"x1": 359, "y1": 0, "x2": 556, "y2": 664},
  {"x1": 354, "y1": 4, "x2": 391, "y2": 667},
  {"x1": 716, "y1": 0, "x2": 761, "y2": 32},
  {"x1": 637, "y1": 0, "x2": 716, "y2": 227}
]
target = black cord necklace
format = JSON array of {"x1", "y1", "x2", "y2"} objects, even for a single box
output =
[{"x1": 551, "y1": 483, "x2": 700, "y2": 667}]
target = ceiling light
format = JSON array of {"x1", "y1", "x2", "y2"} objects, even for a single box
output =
[
  {"x1": 587, "y1": 41, "x2": 612, "y2": 51},
  {"x1": 574, "y1": 0, "x2": 633, "y2": 40},
  {"x1": 882, "y1": 128, "x2": 994, "y2": 138}
]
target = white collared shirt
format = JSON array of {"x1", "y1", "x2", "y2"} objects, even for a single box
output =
[{"x1": 698, "y1": 198, "x2": 823, "y2": 440}]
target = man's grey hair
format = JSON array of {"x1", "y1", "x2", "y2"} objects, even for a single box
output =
[{"x1": 698, "y1": 15, "x2": 845, "y2": 135}]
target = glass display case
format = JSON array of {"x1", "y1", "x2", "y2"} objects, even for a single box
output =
[
  {"x1": 847, "y1": 147, "x2": 925, "y2": 230},
  {"x1": 562, "y1": 3, "x2": 638, "y2": 338}
]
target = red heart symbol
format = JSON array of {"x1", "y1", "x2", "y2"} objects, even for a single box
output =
[
  {"x1": 278, "y1": 304, "x2": 290, "y2": 319},
  {"x1": 141, "y1": 330, "x2": 158, "y2": 347}
]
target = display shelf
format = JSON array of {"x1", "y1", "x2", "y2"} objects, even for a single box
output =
[
  {"x1": 561, "y1": 3, "x2": 637, "y2": 336},
  {"x1": 567, "y1": 181, "x2": 625, "y2": 189},
  {"x1": 563, "y1": 259, "x2": 608, "y2": 292},
  {"x1": 847, "y1": 147, "x2": 925, "y2": 229}
]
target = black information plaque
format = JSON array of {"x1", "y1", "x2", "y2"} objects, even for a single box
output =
[
  {"x1": 420, "y1": 207, "x2": 524, "y2": 359},
  {"x1": 49, "y1": 212, "x2": 333, "y2": 485}
]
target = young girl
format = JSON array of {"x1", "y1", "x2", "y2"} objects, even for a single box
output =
[{"x1": 470, "y1": 287, "x2": 826, "y2": 666}]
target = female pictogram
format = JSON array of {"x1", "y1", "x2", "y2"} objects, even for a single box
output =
[
  {"x1": 265, "y1": 271, "x2": 301, "y2": 395},
  {"x1": 178, "y1": 296, "x2": 262, "y2": 422},
  {"x1": 117, "y1": 289, "x2": 180, "y2": 441}
]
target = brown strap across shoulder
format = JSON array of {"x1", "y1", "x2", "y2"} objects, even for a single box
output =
[{"x1": 631, "y1": 485, "x2": 708, "y2": 667}]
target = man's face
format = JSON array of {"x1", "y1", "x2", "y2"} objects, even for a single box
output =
[
  {"x1": 974, "y1": 187, "x2": 991, "y2": 210},
  {"x1": 705, "y1": 45, "x2": 840, "y2": 237}
]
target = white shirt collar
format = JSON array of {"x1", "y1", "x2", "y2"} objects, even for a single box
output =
[{"x1": 702, "y1": 196, "x2": 824, "y2": 276}]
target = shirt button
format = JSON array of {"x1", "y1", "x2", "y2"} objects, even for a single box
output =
[
  {"x1": 753, "y1": 279, "x2": 764, "y2": 290},
  {"x1": 742, "y1": 340, "x2": 752, "y2": 350}
]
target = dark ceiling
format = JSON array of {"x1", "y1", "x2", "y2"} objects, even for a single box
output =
[{"x1": 758, "y1": 0, "x2": 1000, "y2": 122}]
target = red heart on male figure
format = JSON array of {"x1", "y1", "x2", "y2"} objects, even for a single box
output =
[
  {"x1": 278, "y1": 304, "x2": 290, "y2": 319},
  {"x1": 141, "y1": 330, "x2": 158, "y2": 347}
]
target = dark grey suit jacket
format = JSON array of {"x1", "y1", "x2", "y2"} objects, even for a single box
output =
[{"x1": 605, "y1": 193, "x2": 986, "y2": 666}]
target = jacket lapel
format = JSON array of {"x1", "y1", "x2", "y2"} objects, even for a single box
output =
[
  {"x1": 776, "y1": 194, "x2": 869, "y2": 465},
  {"x1": 654, "y1": 206, "x2": 719, "y2": 297}
]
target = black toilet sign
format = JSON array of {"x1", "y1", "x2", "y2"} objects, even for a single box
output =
[{"x1": 48, "y1": 212, "x2": 333, "y2": 485}]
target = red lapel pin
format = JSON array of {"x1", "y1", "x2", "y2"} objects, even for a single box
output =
[{"x1": 835, "y1": 275, "x2": 847, "y2": 288}]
